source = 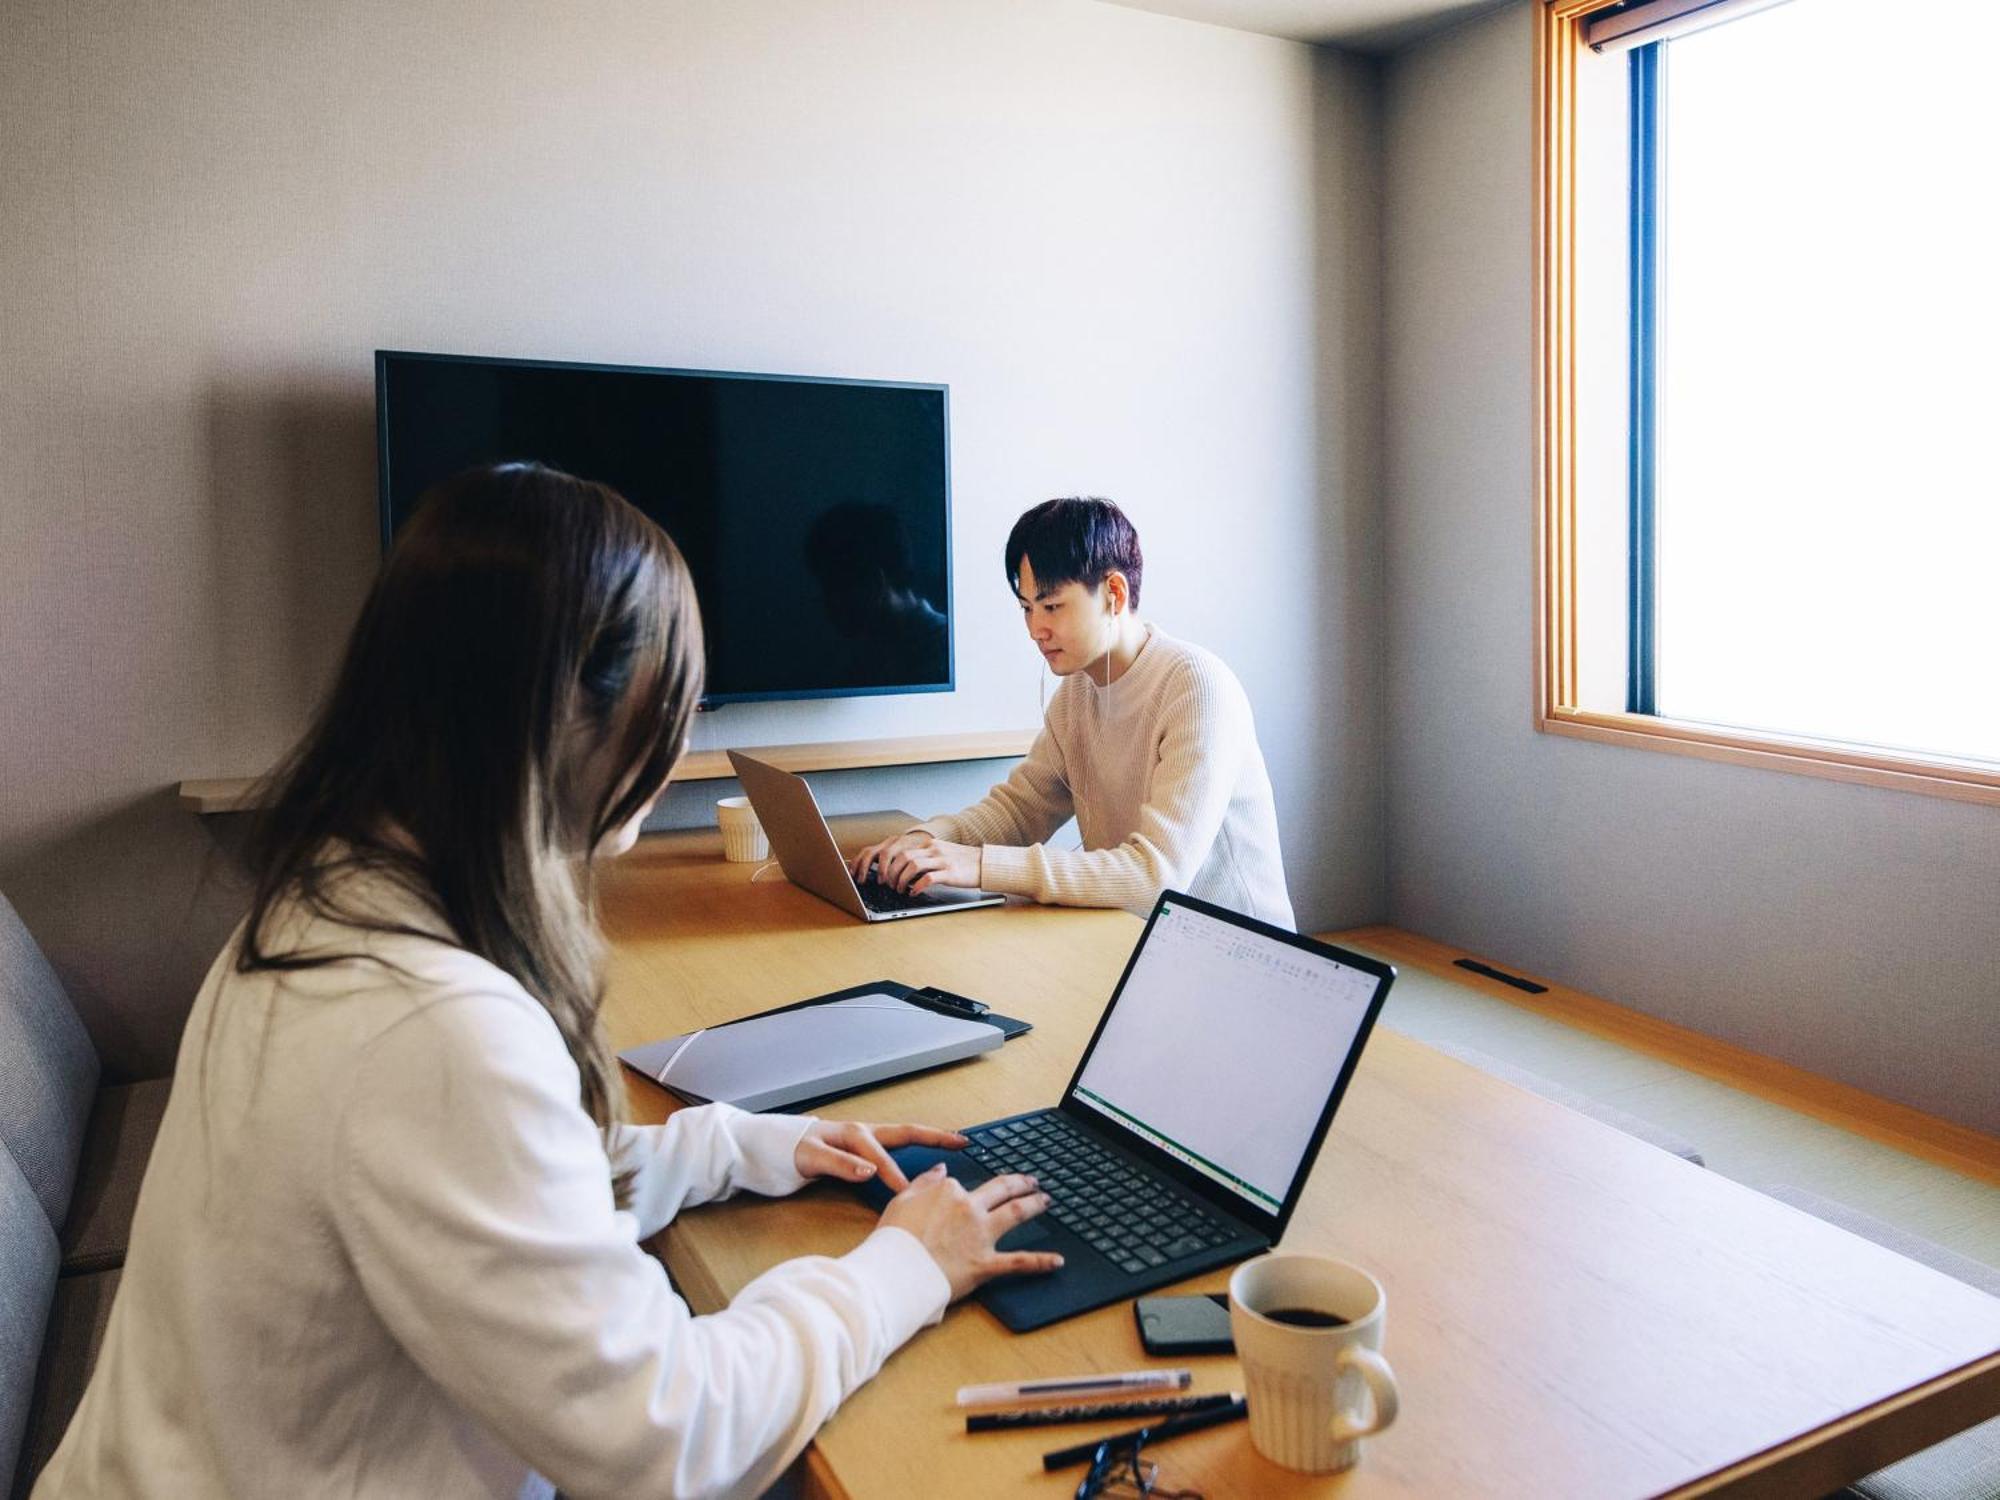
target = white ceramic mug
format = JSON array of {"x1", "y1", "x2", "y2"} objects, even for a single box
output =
[
  {"x1": 1229, "y1": 1252, "x2": 1400, "y2": 1473},
  {"x1": 715, "y1": 797, "x2": 768, "y2": 862}
]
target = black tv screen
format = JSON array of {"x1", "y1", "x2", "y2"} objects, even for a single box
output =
[{"x1": 375, "y1": 351, "x2": 952, "y2": 705}]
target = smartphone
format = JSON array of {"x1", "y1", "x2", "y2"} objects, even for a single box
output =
[{"x1": 1133, "y1": 1292, "x2": 1235, "y2": 1356}]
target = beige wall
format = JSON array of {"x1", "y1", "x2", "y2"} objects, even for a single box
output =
[
  {"x1": 1381, "y1": 2, "x2": 2000, "y2": 1134},
  {"x1": 0, "y1": 0, "x2": 1387, "y2": 1075}
]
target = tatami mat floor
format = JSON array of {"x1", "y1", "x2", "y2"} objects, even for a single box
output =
[{"x1": 1335, "y1": 937, "x2": 2000, "y2": 1269}]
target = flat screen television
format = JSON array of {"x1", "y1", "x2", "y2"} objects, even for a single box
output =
[{"x1": 375, "y1": 350, "x2": 953, "y2": 705}]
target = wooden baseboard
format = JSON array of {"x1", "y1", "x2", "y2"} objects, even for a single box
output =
[
  {"x1": 1330, "y1": 924, "x2": 2000, "y2": 1189},
  {"x1": 178, "y1": 729, "x2": 1036, "y2": 814}
]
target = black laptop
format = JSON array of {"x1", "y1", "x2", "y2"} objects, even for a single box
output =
[{"x1": 862, "y1": 891, "x2": 1394, "y2": 1331}]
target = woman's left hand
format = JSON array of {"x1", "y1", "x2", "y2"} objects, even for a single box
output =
[{"x1": 794, "y1": 1120, "x2": 968, "y2": 1191}]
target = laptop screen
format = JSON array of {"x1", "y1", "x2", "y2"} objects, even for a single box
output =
[{"x1": 1067, "y1": 899, "x2": 1386, "y2": 1218}]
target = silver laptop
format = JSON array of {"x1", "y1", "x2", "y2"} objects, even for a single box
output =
[{"x1": 726, "y1": 751, "x2": 1006, "y2": 922}]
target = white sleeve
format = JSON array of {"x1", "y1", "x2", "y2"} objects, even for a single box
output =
[
  {"x1": 606, "y1": 1105, "x2": 816, "y2": 1240},
  {"x1": 333, "y1": 991, "x2": 950, "y2": 1500}
]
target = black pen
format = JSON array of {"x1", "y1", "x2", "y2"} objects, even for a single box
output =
[
  {"x1": 1040, "y1": 1396, "x2": 1249, "y2": 1470},
  {"x1": 907, "y1": 985, "x2": 990, "y2": 1018},
  {"x1": 968, "y1": 1391, "x2": 1239, "y2": 1433}
]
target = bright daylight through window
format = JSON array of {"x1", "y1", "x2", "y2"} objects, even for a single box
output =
[{"x1": 1641, "y1": 0, "x2": 2000, "y2": 763}]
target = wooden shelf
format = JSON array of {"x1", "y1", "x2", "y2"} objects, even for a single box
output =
[
  {"x1": 671, "y1": 729, "x2": 1036, "y2": 781},
  {"x1": 176, "y1": 729, "x2": 1037, "y2": 815}
]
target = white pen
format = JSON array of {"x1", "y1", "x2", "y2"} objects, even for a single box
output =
[{"x1": 956, "y1": 1368, "x2": 1192, "y2": 1408}]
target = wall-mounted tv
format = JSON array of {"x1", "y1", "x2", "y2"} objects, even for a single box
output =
[{"x1": 375, "y1": 350, "x2": 953, "y2": 706}]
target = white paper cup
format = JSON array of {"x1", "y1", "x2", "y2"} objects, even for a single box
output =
[
  {"x1": 716, "y1": 797, "x2": 768, "y2": 862},
  {"x1": 1229, "y1": 1252, "x2": 1399, "y2": 1473}
]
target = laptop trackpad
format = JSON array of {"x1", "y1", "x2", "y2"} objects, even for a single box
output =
[{"x1": 996, "y1": 1218, "x2": 1054, "y2": 1251}]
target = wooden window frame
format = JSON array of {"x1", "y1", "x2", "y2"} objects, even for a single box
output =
[{"x1": 1532, "y1": 0, "x2": 2000, "y2": 808}]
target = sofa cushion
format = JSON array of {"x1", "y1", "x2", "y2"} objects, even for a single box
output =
[
  {"x1": 1428, "y1": 1040, "x2": 1706, "y2": 1165},
  {"x1": 0, "y1": 894, "x2": 100, "y2": 1232},
  {"x1": 1762, "y1": 1185, "x2": 2000, "y2": 1500},
  {"x1": 1, "y1": 1145, "x2": 59, "y2": 1499},
  {"x1": 1846, "y1": 1423, "x2": 2000, "y2": 1500},
  {"x1": 58, "y1": 1080, "x2": 171, "y2": 1277},
  {"x1": 13, "y1": 1266, "x2": 120, "y2": 1499}
]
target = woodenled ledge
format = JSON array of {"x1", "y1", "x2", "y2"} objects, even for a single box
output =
[
  {"x1": 1335, "y1": 924, "x2": 2000, "y2": 1189},
  {"x1": 175, "y1": 729, "x2": 1037, "y2": 815}
]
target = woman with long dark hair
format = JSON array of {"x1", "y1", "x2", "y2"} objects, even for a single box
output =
[{"x1": 33, "y1": 464, "x2": 1057, "y2": 1499}]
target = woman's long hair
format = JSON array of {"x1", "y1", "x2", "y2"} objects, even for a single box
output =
[{"x1": 237, "y1": 461, "x2": 702, "y2": 1144}]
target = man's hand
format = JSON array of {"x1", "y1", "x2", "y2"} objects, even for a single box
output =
[
  {"x1": 877, "y1": 836, "x2": 982, "y2": 895},
  {"x1": 848, "y1": 830, "x2": 932, "y2": 887},
  {"x1": 793, "y1": 1120, "x2": 967, "y2": 1190}
]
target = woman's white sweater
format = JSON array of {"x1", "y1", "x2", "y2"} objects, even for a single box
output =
[{"x1": 33, "y1": 881, "x2": 949, "y2": 1500}]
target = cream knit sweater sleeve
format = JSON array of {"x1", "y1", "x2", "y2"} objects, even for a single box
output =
[
  {"x1": 972, "y1": 662, "x2": 1246, "y2": 911},
  {"x1": 919, "y1": 720, "x2": 1075, "y2": 849}
]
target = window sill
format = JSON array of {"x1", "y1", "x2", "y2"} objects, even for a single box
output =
[{"x1": 1539, "y1": 707, "x2": 2000, "y2": 807}]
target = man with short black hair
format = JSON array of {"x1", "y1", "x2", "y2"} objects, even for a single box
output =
[{"x1": 852, "y1": 496, "x2": 1294, "y2": 926}]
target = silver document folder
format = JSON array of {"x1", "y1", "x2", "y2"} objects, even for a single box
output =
[{"x1": 620, "y1": 993, "x2": 1005, "y2": 1112}]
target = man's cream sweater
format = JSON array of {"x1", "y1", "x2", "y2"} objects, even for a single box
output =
[{"x1": 922, "y1": 627, "x2": 1294, "y2": 927}]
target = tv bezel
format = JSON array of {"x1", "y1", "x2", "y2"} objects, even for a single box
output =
[{"x1": 374, "y1": 348, "x2": 956, "y2": 708}]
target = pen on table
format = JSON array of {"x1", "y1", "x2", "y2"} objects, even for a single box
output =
[
  {"x1": 1041, "y1": 1396, "x2": 1250, "y2": 1470},
  {"x1": 967, "y1": 1391, "x2": 1241, "y2": 1433},
  {"x1": 956, "y1": 1369, "x2": 1191, "y2": 1407}
]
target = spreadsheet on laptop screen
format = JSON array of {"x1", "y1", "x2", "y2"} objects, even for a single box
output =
[{"x1": 1070, "y1": 903, "x2": 1380, "y2": 1214}]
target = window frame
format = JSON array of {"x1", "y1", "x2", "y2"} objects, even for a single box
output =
[
  {"x1": 1533, "y1": 0, "x2": 2000, "y2": 806},
  {"x1": 1626, "y1": 39, "x2": 1660, "y2": 717}
]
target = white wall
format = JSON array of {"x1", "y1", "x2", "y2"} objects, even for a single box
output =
[
  {"x1": 1381, "y1": 1, "x2": 2000, "y2": 1134},
  {"x1": 0, "y1": 0, "x2": 1386, "y2": 1074}
]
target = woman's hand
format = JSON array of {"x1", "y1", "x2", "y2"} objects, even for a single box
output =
[
  {"x1": 793, "y1": 1120, "x2": 966, "y2": 1190},
  {"x1": 880, "y1": 1163, "x2": 1063, "y2": 1300}
]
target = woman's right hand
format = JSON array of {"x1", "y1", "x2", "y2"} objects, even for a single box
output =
[{"x1": 879, "y1": 1163, "x2": 1063, "y2": 1301}]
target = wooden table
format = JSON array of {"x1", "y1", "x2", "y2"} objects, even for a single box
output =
[{"x1": 600, "y1": 822, "x2": 2000, "y2": 1499}]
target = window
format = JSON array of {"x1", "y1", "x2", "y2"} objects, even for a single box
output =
[{"x1": 1537, "y1": 0, "x2": 2000, "y2": 803}]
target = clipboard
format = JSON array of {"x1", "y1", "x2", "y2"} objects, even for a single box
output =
[{"x1": 618, "y1": 980, "x2": 1032, "y2": 1114}]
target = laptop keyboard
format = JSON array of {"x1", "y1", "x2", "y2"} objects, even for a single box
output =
[
  {"x1": 963, "y1": 1111, "x2": 1240, "y2": 1275},
  {"x1": 858, "y1": 878, "x2": 931, "y2": 913}
]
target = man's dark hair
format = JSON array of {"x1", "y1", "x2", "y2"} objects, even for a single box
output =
[{"x1": 1003, "y1": 497, "x2": 1144, "y2": 606}]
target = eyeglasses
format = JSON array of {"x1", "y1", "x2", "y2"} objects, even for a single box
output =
[{"x1": 1074, "y1": 1436, "x2": 1204, "y2": 1500}]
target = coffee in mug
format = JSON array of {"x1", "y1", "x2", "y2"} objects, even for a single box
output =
[
  {"x1": 1229, "y1": 1252, "x2": 1399, "y2": 1473},
  {"x1": 1263, "y1": 1307, "x2": 1349, "y2": 1329}
]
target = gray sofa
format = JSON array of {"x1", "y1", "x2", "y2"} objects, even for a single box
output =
[{"x1": 1, "y1": 893, "x2": 170, "y2": 1497}]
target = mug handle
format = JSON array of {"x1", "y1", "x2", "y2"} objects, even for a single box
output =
[{"x1": 1329, "y1": 1346, "x2": 1400, "y2": 1444}]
